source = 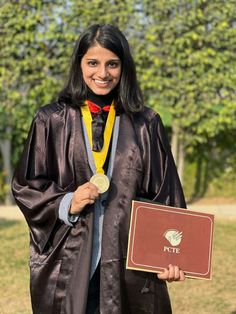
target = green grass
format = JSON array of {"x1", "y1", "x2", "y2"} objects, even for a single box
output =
[
  {"x1": 0, "y1": 220, "x2": 30, "y2": 314},
  {"x1": 0, "y1": 218, "x2": 236, "y2": 314},
  {"x1": 168, "y1": 219, "x2": 236, "y2": 314}
]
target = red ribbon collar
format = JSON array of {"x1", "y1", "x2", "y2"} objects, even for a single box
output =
[{"x1": 87, "y1": 100, "x2": 110, "y2": 113}]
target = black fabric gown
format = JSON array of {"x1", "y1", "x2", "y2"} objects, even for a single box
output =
[{"x1": 12, "y1": 100, "x2": 186, "y2": 314}]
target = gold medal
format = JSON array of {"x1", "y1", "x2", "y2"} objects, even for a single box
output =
[
  {"x1": 90, "y1": 173, "x2": 110, "y2": 194},
  {"x1": 82, "y1": 101, "x2": 115, "y2": 194}
]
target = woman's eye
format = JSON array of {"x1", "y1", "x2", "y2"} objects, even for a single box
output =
[
  {"x1": 88, "y1": 61, "x2": 97, "y2": 66},
  {"x1": 108, "y1": 62, "x2": 119, "y2": 68}
]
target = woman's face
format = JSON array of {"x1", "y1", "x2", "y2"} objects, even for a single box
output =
[{"x1": 81, "y1": 44, "x2": 122, "y2": 95}]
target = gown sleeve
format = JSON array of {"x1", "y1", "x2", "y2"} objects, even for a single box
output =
[
  {"x1": 12, "y1": 110, "x2": 70, "y2": 254},
  {"x1": 139, "y1": 112, "x2": 186, "y2": 209}
]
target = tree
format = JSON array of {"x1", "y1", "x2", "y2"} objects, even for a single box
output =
[
  {"x1": 1, "y1": 0, "x2": 235, "y2": 203},
  {"x1": 0, "y1": 0, "x2": 139, "y2": 203},
  {"x1": 0, "y1": 0, "x2": 68, "y2": 203},
  {"x1": 134, "y1": 0, "x2": 236, "y2": 190}
]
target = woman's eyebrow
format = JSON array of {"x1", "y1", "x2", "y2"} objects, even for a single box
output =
[{"x1": 85, "y1": 58, "x2": 120, "y2": 61}]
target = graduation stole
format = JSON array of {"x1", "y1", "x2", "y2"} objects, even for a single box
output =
[{"x1": 81, "y1": 100, "x2": 116, "y2": 174}]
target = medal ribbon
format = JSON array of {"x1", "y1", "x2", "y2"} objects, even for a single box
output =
[{"x1": 81, "y1": 101, "x2": 116, "y2": 174}]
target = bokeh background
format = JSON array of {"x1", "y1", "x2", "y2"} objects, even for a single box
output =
[{"x1": 0, "y1": 1, "x2": 235, "y2": 313}]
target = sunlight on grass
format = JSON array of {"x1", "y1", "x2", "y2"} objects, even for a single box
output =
[
  {"x1": 0, "y1": 218, "x2": 235, "y2": 314},
  {"x1": 168, "y1": 219, "x2": 236, "y2": 314},
  {"x1": 0, "y1": 220, "x2": 31, "y2": 314}
]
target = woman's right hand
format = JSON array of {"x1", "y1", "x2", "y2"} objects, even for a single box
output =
[{"x1": 69, "y1": 182, "x2": 100, "y2": 215}]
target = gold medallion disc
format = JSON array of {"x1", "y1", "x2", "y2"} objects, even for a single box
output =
[{"x1": 90, "y1": 173, "x2": 110, "y2": 193}]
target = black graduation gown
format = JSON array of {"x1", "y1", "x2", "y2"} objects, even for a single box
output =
[{"x1": 12, "y1": 101, "x2": 186, "y2": 314}]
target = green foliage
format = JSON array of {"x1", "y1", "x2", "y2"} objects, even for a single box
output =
[
  {"x1": 0, "y1": 169, "x2": 8, "y2": 203},
  {"x1": 134, "y1": 0, "x2": 236, "y2": 192},
  {"x1": 0, "y1": 0, "x2": 138, "y2": 165},
  {"x1": 137, "y1": 0, "x2": 236, "y2": 144},
  {"x1": 183, "y1": 156, "x2": 236, "y2": 201},
  {"x1": 0, "y1": 0, "x2": 69, "y2": 164},
  {"x1": 0, "y1": 0, "x2": 235, "y2": 199}
]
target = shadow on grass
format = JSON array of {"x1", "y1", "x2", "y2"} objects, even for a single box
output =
[
  {"x1": 230, "y1": 312, "x2": 236, "y2": 314},
  {"x1": 0, "y1": 218, "x2": 22, "y2": 229}
]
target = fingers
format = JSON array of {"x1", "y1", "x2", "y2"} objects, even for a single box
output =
[
  {"x1": 157, "y1": 268, "x2": 169, "y2": 280},
  {"x1": 179, "y1": 269, "x2": 185, "y2": 281},
  {"x1": 70, "y1": 182, "x2": 100, "y2": 214},
  {"x1": 78, "y1": 182, "x2": 100, "y2": 200},
  {"x1": 157, "y1": 264, "x2": 185, "y2": 282}
]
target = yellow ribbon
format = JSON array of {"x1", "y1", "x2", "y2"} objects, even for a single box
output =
[{"x1": 81, "y1": 101, "x2": 116, "y2": 174}]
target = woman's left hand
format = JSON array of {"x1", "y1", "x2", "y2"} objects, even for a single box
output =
[{"x1": 157, "y1": 264, "x2": 185, "y2": 282}]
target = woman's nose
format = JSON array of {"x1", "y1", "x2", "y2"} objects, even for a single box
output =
[{"x1": 97, "y1": 65, "x2": 108, "y2": 78}]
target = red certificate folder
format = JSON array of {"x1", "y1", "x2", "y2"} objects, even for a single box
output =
[{"x1": 126, "y1": 200, "x2": 214, "y2": 280}]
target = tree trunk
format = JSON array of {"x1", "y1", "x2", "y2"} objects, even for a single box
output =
[
  {"x1": 0, "y1": 126, "x2": 14, "y2": 205},
  {"x1": 178, "y1": 140, "x2": 185, "y2": 185}
]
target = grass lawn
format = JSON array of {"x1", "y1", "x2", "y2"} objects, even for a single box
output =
[
  {"x1": 0, "y1": 219, "x2": 30, "y2": 314},
  {"x1": 168, "y1": 219, "x2": 236, "y2": 314},
  {"x1": 0, "y1": 218, "x2": 236, "y2": 314}
]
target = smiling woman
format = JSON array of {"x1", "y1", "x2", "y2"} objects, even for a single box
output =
[
  {"x1": 12, "y1": 24, "x2": 186, "y2": 314},
  {"x1": 81, "y1": 45, "x2": 121, "y2": 95}
]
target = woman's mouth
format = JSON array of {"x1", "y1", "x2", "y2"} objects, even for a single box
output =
[{"x1": 94, "y1": 79, "x2": 111, "y2": 87}]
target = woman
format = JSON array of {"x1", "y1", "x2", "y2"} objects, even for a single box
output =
[{"x1": 12, "y1": 24, "x2": 186, "y2": 314}]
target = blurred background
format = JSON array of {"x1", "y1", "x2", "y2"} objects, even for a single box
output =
[
  {"x1": 0, "y1": 0, "x2": 236, "y2": 205},
  {"x1": 0, "y1": 1, "x2": 235, "y2": 313}
]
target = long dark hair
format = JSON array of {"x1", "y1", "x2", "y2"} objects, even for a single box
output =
[{"x1": 59, "y1": 24, "x2": 143, "y2": 113}]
